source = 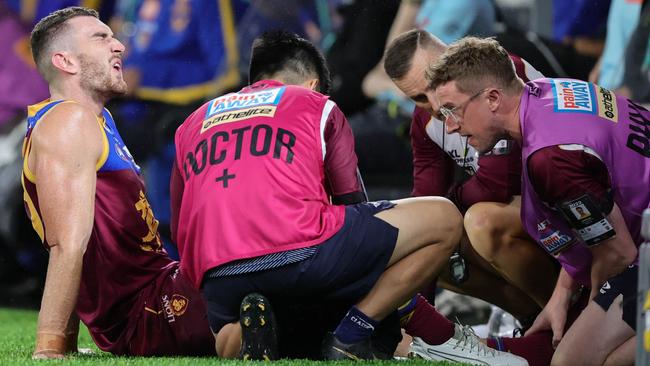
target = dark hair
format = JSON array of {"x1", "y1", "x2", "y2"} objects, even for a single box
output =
[
  {"x1": 384, "y1": 29, "x2": 435, "y2": 80},
  {"x1": 249, "y1": 30, "x2": 331, "y2": 94},
  {"x1": 30, "y1": 7, "x2": 99, "y2": 79}
]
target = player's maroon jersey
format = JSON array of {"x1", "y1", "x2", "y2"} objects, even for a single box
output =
[
  {"x1": 22, "y1": 100, "x2": 211, "y2": 354},
  {"x1": 410, "y1": 54, "x2": 542, "y2": 209},
  {"x1": 173, "y1": 80, "x2": 353, "y2": 288}
]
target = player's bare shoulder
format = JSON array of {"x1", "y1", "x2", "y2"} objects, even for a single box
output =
[{"x1": 29, "y1": 102, "x2": 105, "y2": 169}]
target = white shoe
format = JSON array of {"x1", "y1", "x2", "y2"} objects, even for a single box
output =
[{"x1": 408, "y1": 324, "x2": 528, "y2": 366}]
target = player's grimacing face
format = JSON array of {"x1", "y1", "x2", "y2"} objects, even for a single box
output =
[{"x1": 69, "y1": 16, "x2": 127, "y2": 96}]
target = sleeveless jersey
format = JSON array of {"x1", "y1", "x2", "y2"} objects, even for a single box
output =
[
  {"x1": 174, "y1": 80, "x2": 347, "y2": 288},
  {"x1": 22, "y1": 100, "x2": 175, "y2": 353},
  {"x1": 519, "y1": 79, "x2": 650, "y2": 285}
]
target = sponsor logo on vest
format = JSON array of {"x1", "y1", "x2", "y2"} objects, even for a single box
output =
[
  {"x1": 596, "y1": 86, "x2": 618, "y2": 122},
  {"x1": 206, "y1": 87, "x2": 285, "y2": 117},
  {"x1": 201, "y1": 106, "x2": 276, "y2": 133},
  {"x1": 537, "y1": 220, "x2": 573, "y2": 255},
  {"x1": 552, "y1": 79, "x2": 595, "y2": 113}
]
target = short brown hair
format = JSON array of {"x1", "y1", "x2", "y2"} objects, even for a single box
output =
[
  {"x1": 426, "y1": 37, "x2": 518, "y2": 94},
  {"x1": 30, "y1": 7, "x2": 99, "y2": 81},
  {"x1": 384, "y1": 29, "x2": 441, "y2": 80}
]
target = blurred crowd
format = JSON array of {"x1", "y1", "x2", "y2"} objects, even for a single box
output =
[{"x1": 1, "y1": 0, "x2": 648, "y2": 308}]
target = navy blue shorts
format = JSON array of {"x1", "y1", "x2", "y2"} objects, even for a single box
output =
[
  {"x1": 593, "y1": 265, "x2": 637, "y2": 329},
  {"x1": 202, "y1": 201, "x2": 398, "y2": 333}
]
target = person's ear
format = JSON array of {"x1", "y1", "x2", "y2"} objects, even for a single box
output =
[
  {"x1": 303, "y1": 78, "x2": 319, "y2": 92},
  {"x1": 487, "y1": 88, "x2": 501, "y2": 112},
  {"x1": 51, "y1": 51, "x2": 79, "y2": 75}
]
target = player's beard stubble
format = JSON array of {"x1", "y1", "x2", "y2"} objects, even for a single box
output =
[{"x1": 79, "y1": 53, "x2": 127, "y2": 101}]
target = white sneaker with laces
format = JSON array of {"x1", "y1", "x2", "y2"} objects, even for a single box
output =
[{"x1": 408, "y1": 324, "x2": 528, "y2": 366}]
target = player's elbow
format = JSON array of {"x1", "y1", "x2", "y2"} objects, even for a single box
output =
[{"x1": 46, "y1": 233, "x2": 91, "y2": 258}]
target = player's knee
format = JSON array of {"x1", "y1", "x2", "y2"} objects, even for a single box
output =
[
  {"x1": 394, "y1": 197, "x2": 462, "y2": 254},
  {"x1": 464, "y1": 203, "x2": 506, "y2": 259},
  {"x1": 430, "y1": 199, "x2": 463, "y2": 252},
  {"x1": 464, "y1": 203, "x2": 501, "y2": 235},
  {"x1": 436, "y1": 197, "x2": 463, "y2": 230}
]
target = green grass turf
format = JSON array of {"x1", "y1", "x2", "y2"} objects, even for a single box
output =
[{"x1": 0, "y1": 308, "x2": 457, "y2": 365}]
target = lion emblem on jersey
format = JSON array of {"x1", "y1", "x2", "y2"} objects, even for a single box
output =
[{"x1": 171, "y1": 294, "x2": 189, "y2": 316}]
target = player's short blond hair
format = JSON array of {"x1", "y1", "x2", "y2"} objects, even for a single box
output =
[{"x1": 427, "y1": 37, "x2": 519, "y2": 94}]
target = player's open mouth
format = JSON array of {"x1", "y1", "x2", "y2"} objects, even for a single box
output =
[{"x1": 112, "y1": 60, "x2": 122, "y2": 72}]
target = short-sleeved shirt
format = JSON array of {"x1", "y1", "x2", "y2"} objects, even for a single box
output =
[{"x1": 172, "y1": 80, "x2": 360, "y2": 288}]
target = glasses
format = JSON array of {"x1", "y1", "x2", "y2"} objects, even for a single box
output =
[{"x1": 438, "y1": 88, "x2": 490, "y2": 122}]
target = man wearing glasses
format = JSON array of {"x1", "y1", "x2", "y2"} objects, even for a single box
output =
[
  {"x1": 383, "y1": 29, "x2": 558, "y2": 330},
  {"x1": 427, "y1": 36, "x2": 649, "y2": 366}
]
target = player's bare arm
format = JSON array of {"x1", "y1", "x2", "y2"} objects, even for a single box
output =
[{"x1": 29, "y1": 102, "x2": 103, "y2": 359}]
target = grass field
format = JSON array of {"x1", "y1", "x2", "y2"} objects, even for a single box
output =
[{"x1": 0, "y1": 308, "x2": 456, "y2": 365}]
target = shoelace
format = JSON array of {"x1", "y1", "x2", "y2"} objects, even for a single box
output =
[{"x1": 453, "y1": 324, "x2": 497, "y2": 357}]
